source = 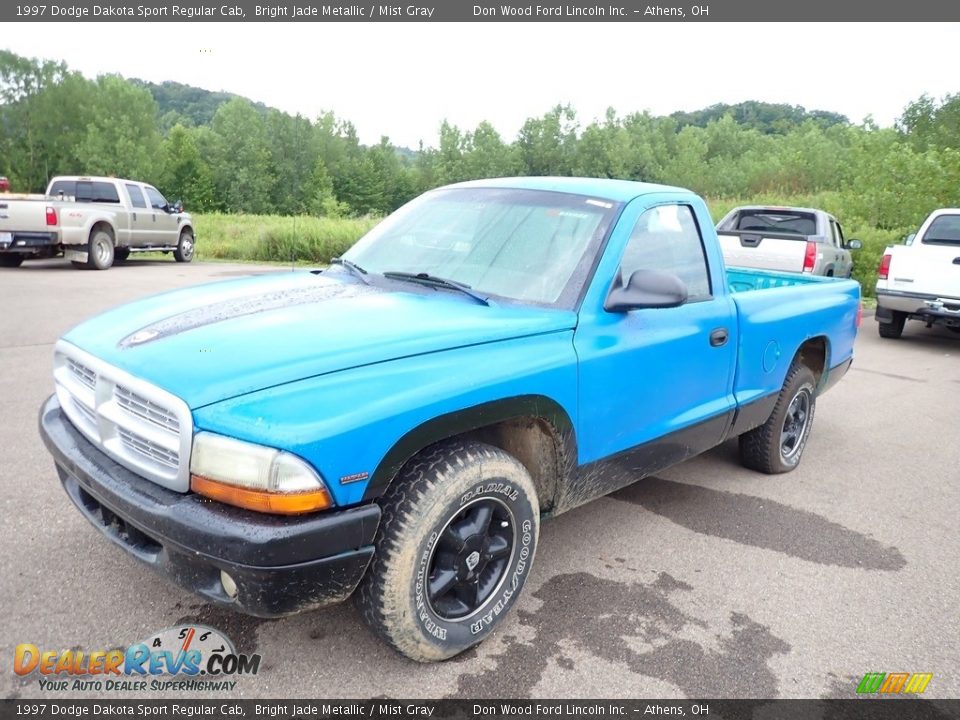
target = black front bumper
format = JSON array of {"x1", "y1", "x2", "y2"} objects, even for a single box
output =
[{"x1": 39, "y1": 395, "x2": 380, "y2": 617}]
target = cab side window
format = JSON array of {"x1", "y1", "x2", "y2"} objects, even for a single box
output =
[
  {"x1": 620, "y1": 204, "x2": 711, "y2": 300},
  {"x1": 144, "y1": 186, "x2": 168, "y2": 210},
  {"x1": 833, "y1": 221, "x2": 846, "y2": 248},
  {"x1": 126, "y1": 184, "x2": 147, "y2": 209}
]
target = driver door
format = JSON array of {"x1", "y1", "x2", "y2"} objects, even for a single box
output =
[
  {"x1": 144, "y1": 185, "x2": 180, "y2": 247},
  {"x1": 574, "y1": 202, "x2": 738, "y2": 474}
]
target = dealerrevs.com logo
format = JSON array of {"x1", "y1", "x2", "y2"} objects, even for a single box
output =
[
  {"x1": 856, "y1": 672, "x2": 933, "y2": 695},
  {"x1": 14, "y1": 625, "x2": 261, "y2": 692}
]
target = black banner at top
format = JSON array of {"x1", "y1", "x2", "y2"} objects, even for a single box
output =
[{"x1": 2, "y1": 0, "x2": 959, "y2": 22}]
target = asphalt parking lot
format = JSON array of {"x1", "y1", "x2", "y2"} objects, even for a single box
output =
[{"x1": 2, "y1": 258, "x2": 958, "y2": 700}]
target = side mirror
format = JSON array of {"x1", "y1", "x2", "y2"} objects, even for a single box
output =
[
  {"x1": 905, "y1": 233, "x2": 916, "y2": 245},
  {"x1": 172, "y1": 200, "x2": 184, "y2": 213},
  {"x1": 604, "y1": 268, "x2": 688, "y2": 312},
  {"x1": 847, "y1": 239, "x2": 862, "y2": 250}
]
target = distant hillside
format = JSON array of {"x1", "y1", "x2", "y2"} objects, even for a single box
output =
[
  {"x1": 671, "y1": 101, "x2": 849, "y2": 134},
  {"x1": 132, "y1": 79, "x2": 270, "y2": 128}
]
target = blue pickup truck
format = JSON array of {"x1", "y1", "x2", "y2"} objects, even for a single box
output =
[{"x1": 39, "y1": 177, "x2": 860, "y2": 662}]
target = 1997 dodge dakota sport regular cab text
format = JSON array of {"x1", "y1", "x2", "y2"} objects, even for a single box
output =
[{"x1": 39, "y1": 178, "x2": 860, "y2": 661}]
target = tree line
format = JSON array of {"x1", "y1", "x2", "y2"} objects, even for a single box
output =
[{"x1": 2, "y1": 49, "x2": 960, "y2": 234}]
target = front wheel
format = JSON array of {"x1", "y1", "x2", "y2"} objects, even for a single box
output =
[
  {"x1": 0, "y1": 255, "x2": 24, "y2": 268},
  {"x1": 356, "y1": 440, "x2": 539, "y2": 662},
  {"x1": 174, "y1": 230, "x2": 194, "y2": 262},
  {"x1": 739, "y1": 363, "x2": 817, "y2": 474}
]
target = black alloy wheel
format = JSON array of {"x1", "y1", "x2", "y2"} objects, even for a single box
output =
[{"x1": 427, "y1": 498, "x2": 515, "y2": 620}]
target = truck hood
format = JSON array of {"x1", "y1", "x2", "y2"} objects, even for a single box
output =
[{"x1": 62, "y1": 271, "x2": 576, "y2": 409}]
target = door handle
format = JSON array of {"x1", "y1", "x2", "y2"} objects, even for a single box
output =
[{"x1": 709, "y1": 328, "x2": 729, "y2": 347}]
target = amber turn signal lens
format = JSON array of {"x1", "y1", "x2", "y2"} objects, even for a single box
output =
[{"x1": 191, "y1": 474, "x2": 333, "y2": 515}]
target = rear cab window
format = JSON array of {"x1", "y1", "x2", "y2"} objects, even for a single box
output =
[
  {"x1": 922, "y1": 214, "x2": 960, "y2": 246},
  {"x1": 49, "y1": 180, "x2": 119, "y2": 203},
  {"x1": 722, "y1": 209, "x2": 817, "y2": 236},
  {"x1": 48, "y1": 180, "x2": 76, "y2": 198}
]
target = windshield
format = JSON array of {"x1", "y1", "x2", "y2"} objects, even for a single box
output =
[{"x1": 343, "y1": 187, "x2": 621, "y2": 306}]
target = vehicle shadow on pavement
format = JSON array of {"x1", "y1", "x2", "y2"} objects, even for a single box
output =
[
  {"x1": 611, "y1": 477, "x2": 906, "y2": 571},
  {"x1": 447, "y1": 571, "x2": 792, "y2": 698}
]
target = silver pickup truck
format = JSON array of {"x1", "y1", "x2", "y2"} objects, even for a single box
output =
[
  {"x1": 716, "y1": 205, "x2": 860, "y2": 278},
  {"x1": 0, "y1": 176, "x2": 195, "y2": 270}
]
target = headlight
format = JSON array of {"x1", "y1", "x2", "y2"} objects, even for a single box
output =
[{"x1": 189, "y1": 432, "x2": 332, "y2": 515}]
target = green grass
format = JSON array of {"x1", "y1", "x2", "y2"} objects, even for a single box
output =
[{"x1": 192, "y1": 213, "x2": 379, "y2": 265}]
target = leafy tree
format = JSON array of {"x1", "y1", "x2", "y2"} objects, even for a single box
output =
[
  {"x1": 209, "y1": 97, "x2": 274, "y2": 213},
  {"x1": 517, "y1": 104, "x2": 578, "y2": 176},
  {"x1": 0, "y1": 51, "x2": 95, "y2": 190},
  {"x1": 464, "y1": 121, "x2": 519, "y2": 179},
  {"x1": 160, "y1": 124, "x2": 216, "y2": 211},
  {"x1": 76, "y1": 75, "x2": 162, "y2": 181},
  {"x1": 898, "y1": 93, "x2": 960, "y2": 150}
]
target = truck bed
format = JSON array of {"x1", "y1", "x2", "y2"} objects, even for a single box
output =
[
  {"x1": 726, "y1": 266, "x2": 835, "y2": 292},
  {"x1": 726, "y1": 265, "x2": 860, "y2": 409}
]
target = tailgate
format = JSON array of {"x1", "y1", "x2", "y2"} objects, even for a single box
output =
[
  {"x1": 0, "y1": 196, "x2": 51, "y2": 233},
  {"x1": 719, "y1": 231, "x2": 807, "y2": 273},
  {"x1": 885, "y1": 245, "x2": 960, "y2": 299}
]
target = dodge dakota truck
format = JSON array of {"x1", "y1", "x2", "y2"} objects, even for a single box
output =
[
  {"x1": 716, "y1": 205, "x2": 860, "y2": 277},
  {"x1": 875, "y1": 208, "x2": 960, "y2": 337},
  {"x1": 39, "y1": 177, "x2": 860, "y2": 662},
  {"x1": 0, "y1": 175, "x2": 194, "y2": 269}
]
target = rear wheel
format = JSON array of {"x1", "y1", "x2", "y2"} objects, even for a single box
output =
[
  {"x1": 878, "y1": 311, "x2": 906, "y2": 339},
  {"x1": 0, "y1": 255, "x2": 24, "y2": 268},
  {"x1": 739, "y1": 363, "x2": 817, "y2": 474},
  {"x1": 356, "y1": 440, "x2": 539, "y2": 662},
  {"x1": 174, "y1": 230, "x2": 194, "y2": 262},
  {"x1": 73, "y1": 229, "x2": 114, "y2": 270}
]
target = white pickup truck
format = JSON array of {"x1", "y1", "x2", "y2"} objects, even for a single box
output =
[
  {"x1": 0, "y1": 176, "x2": 195, "y2": 270},
  {"x1": 716, "y1": 206, "x2": 860, "y2": 277},
  {"x1": 875, "y1": 208, "x2": 960, "y2": 338}
]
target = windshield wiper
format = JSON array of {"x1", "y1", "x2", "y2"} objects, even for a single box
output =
[
  {"x1": 382, "y1": 271, "x2": 491, "y2": 306},
  {"x1": 329, "y1": 257, "x2": 371, "y2": 285}
]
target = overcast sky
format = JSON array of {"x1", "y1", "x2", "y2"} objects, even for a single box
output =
[{"x1": 4, "y1": 23, "x2": 959, "y2": 147}]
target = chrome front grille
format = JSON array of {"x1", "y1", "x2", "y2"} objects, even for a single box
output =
[
  {"x1": 72, "y1": 397, "x2": 97, "y2": 427},
  {"x1": 117, "y1": 427, "x2": 180, "y2": 470},
  {"x1": 67, "y1": 357, "x2": 96, "y2": 390},
  {"x1": 115, "y1": 384, "x2": 181, "y2": 434},
  {"x1": 53, "y1": 340, "x2": 193, "y2": 492}
]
